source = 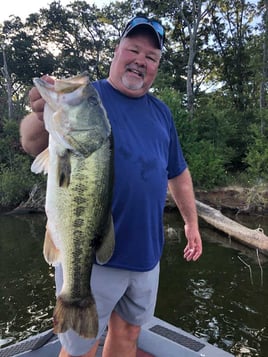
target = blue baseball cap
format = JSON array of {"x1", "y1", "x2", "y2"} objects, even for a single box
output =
[{"x1": 121, "y1": 16, "x2": 165, "y2": 50}]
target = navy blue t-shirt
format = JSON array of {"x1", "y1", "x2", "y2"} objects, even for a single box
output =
[{"x1": 93, "y1": 80, "x2": 187, "y2": 271}]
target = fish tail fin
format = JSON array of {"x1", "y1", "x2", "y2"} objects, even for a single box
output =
[{"x1": 53, "y1": 295, "x2": 98, "y2": 338}]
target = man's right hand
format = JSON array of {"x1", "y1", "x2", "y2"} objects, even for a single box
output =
[
  {"x1": 29, "y1": 75, "x2": 54, "y2": 121},
  {"x1": 20, "y1": 75, "x2": 54, "y2": 156}
]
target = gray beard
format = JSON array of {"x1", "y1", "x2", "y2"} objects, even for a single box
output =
[{"x1": 122, "y1": 74, "x2": 144, "y2": 90}]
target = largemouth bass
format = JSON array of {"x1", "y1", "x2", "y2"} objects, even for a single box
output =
[{"x1": 31, "y1": 72, "x2": 114, "y2": 338}]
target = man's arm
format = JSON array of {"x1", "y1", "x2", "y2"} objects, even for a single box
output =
[{"x1": 168, "y1": 168, "x2": 202, "y2": 261}]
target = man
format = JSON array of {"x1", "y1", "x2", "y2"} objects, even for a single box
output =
[{"x1": 20, "y1": 15, "x2": 202, "y2": 357}]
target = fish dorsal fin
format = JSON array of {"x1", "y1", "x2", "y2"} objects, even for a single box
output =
[
  {"x1": 96, "y1": 214, "x2": 115, "y2": 265},
  {"x1": 31, "y1": 148, "x2": 49, "y2": 174}
]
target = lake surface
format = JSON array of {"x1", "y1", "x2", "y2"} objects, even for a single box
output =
[{"x1": 1, "y1": 210, "x2": 268, "y2": 356}]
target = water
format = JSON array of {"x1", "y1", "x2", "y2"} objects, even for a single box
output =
[
  {"x1": 1, "y1": 211, "x2": 268, "y2": 356},
  {"x1": 0, "y1": 214, "x2": 54, "y2": 347}
]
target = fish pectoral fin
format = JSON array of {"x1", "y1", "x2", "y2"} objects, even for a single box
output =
[
  {"x1": 57, "y1": 151, "x2": 71, "y2": 187},
  {"x1": 31, "y1": 148, "x2": 49, "y2": 174},
  {"x1": 96, "y1": 214, "x2": 115, "y2": 265},
  {"x1": 43, "y1": 227, "x2": 60, "y2": 265}
]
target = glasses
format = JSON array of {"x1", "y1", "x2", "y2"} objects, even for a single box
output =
[{"x1": 122, "y1": 16, "x2": 165, "y2": 49}]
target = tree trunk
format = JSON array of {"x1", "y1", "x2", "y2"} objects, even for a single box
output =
[
  {"x1": 179, "y1": 0, "x2": 202, "y2": 118},
  {"x1": 196, "y1": 200, "x2": 268, "y2": 255},
  {"x1": 1, "y1": 45, "x2": 13, "y2": 119},
  {"x1": 260, "y1": 0, "x2": 268, "y2": 112}
]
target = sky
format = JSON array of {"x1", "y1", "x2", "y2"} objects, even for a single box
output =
[
  {"x1": 0, "y1": 0, "x2": 113, "y2": 23},
  {"x1": 1, "y1": 0, "x2": 260, "y2": 26}
]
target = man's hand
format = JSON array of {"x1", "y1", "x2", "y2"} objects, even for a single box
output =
[
  {"x1": 183, "y1": 224, "x2": 202, "y2": 262},
  {"x1": 29, "y1": 75, "x2": 54, "y2": 121}
]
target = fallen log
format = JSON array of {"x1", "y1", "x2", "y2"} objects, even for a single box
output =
[{"x1": 196, "y1": 200, "x2": 268, "y2": 255}]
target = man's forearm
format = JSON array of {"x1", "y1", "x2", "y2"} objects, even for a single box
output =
[{"x1": 168, "y1": 168, "x2": 199, "y2": 228}]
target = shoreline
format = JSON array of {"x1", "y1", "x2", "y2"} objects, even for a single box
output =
[{"x1": 2, "y1": 185, "x2": 268, "y2": 216}]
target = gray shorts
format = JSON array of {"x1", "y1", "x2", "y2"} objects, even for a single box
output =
[{"x1": 54, "y1": 263, "x2": 160, "y2": 356}]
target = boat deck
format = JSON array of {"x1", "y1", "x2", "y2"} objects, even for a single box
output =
[
  {"x1": 96, "y1": 334, "x2": 153, "y2": 357},
  {"x1": 0, "y1": 317, "x2": 234, "y2": 357}
]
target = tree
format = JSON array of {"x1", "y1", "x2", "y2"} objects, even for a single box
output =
[
  {"x1": 209, "y1": 0, "x2": 257, "y2": 111},
  {"x1": 0, "y1": 15, "x2": 57, "y2": 121},
  {"x1": 176, "y1": 0, "x2": 215, "y2": 117},
  {"x1": 1, "y1": 44, "x2": 13, "y2": 119},
  {"x1": 0, "y1": 0, "x2": 266, "y2": 189},
  {"x1": 259, "y1": 0, "x2": 268, "y2": 110}
]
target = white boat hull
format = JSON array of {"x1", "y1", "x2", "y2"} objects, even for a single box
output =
[{"x1": 0, "y1": 317, "x2": 233, "y2": 357}]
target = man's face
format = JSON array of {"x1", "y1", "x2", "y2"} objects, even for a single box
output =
[{"x1": 108, "y1": 33, "x2": 161, "y2": 97}]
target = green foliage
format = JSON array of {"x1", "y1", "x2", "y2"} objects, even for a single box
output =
[
  {"x1": 0, "y1": 0, "x2": 267, "y2": 199},
  {"x1": 244, "y1": 110, "x2": 268, "y2": 182},
  {"x1": 157, "y1": 88, "x2": 197, "y2": 162},
  {"x1": 186, "y1": 140, "x2": 227, "y2": 188},
  {"x1": 0, "y1": 119, "x2": 21, "y2": 165},
  {"x1": 158, "y1": 88, "x2": 228, "y2": 188},
  {"x1": 0, "y1": 156, "x2": 40, "y2": 207},
  {"x1": 0, "y1": 119, "x2": 41, "y2": 208},
  {"x1": 194, "y1": 93, "x2": 238, "y2": 167}
]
